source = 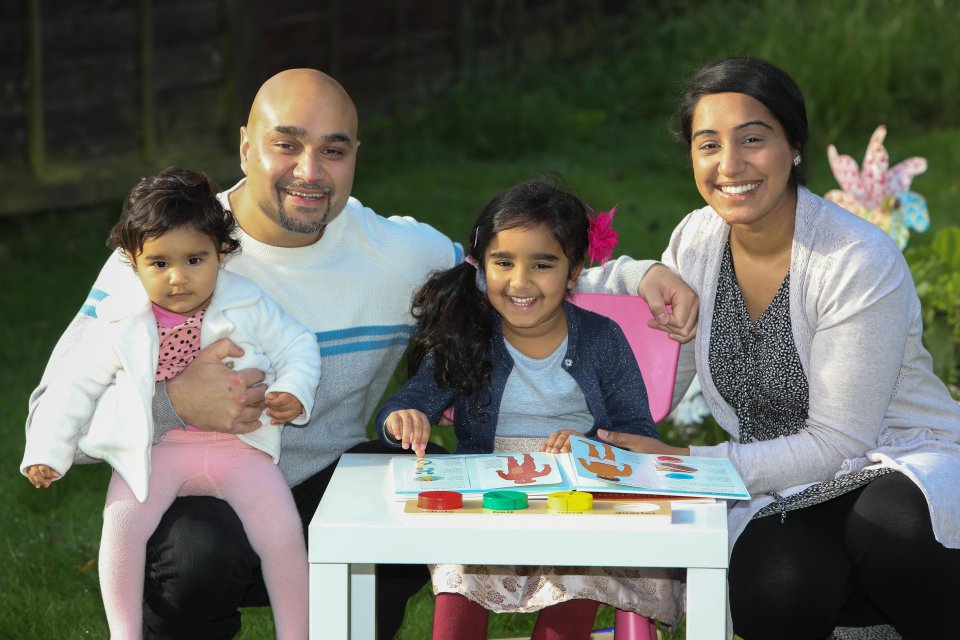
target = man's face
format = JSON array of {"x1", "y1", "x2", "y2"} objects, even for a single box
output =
[{"x1": 239, "y1": 85, "x2": 359, "y2": 244}]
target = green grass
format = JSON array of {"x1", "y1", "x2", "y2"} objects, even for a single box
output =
[{"x1": 4, "y1": 1, "x2": 960, "y2": 637}]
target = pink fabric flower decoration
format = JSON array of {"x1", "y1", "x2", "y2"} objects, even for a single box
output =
[{"x1": 587, "y1": 205, "x2": 619, "y2": 267}]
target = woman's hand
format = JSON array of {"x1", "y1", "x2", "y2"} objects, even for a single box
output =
[
  {"x1": 639, "y1": 265, "x2": 699, "y2": 343},
  {"x1": 385, "y1": 409, "x2": 432, "y2": 457},
  {"x1": 596, "y1": 429, "x2": 690, "y2": 456}
]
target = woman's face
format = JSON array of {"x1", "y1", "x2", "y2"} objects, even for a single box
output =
[{"x1": 690, "y1": 92, "x2": 798, "y2": 230}]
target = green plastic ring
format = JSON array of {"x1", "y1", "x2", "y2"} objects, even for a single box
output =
[{"x1": 482, "y1": 491, "x2": 529, "y2": 511}]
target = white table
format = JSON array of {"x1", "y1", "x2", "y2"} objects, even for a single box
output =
[{"x1": 308, "y1": 453, "x2": 729, "y2": 639}]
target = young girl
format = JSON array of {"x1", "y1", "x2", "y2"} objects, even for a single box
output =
[
  {"x1": 21, "y1": 167, "x2": 320, "y2": 639},
  {"x1": 375, "y1": 177, "x2": 683, "y2": 640}
]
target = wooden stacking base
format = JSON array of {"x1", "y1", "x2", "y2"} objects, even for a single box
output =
[{"x1": 403, "y1": 497, "x2": 673, "y2": 520}]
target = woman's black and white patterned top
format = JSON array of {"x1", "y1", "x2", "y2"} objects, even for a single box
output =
[{"x1": 708, "y1": 244, "x2": 892, "y2": 520}]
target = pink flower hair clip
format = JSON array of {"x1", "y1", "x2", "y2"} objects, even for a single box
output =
[{"x1": 586, "y1": 205, "x2": 619, "y2": 268}]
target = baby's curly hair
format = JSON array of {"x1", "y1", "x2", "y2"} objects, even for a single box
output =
[{"x1": 107, "y1": 166, "x2": 241, "y2": 261}]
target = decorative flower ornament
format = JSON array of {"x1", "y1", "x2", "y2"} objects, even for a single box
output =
[
  {"x1": 825, "y1": 125, "x2": 929, "y2": 249},
  {"x1": 586, "y1": 205, "x2": 619, "y2": 267}
]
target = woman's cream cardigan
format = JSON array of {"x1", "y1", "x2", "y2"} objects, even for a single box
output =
[{"x1": 666, "y1": 186, "x2": 960, "y2": 551}]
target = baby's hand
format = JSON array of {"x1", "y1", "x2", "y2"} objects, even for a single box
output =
[
  {"x1": 385, "y1": 409, "x2": 431, "y2": 458},
  {"x1": 541, "y1": 430, "x2": 581, "y2": 454},
  {"x1": 26, "y1": 464, "x2": 60, "y2": 489},
  {"x1": 265, "y1": 392, "x2": 304, "y2": 424}
]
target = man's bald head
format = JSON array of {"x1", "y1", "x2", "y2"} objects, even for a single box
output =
[
  {"x1": 247, "y1": 69, "x2": 358, "y2": 138},
  {"x1": 235, "y1": 69, "x2": 361, "y2": 247}
]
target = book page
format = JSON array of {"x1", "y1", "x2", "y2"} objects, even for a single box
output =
[
  {"x1": 391, "y1": 452, "x2": 568, "y2": 496},
  {"x1": 569, "y1": 436, "x2": 750, "y2": 500},
  {"x1": 470, "y1": 452, "x2": 564, "y2": 489},
  {"x1": 391, "y1": 455, "x2": 477, "y2": 493}
]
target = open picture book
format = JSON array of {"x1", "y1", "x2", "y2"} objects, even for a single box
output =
[{"x1": 391, "y1": 435, "x2": 750, "y2": 501}]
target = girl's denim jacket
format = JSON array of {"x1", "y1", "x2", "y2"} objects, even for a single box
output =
[{"x1": 377, "y1": 301, "x2": 658, "y2": 454}]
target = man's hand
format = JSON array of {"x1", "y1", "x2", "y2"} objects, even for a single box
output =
[
  {"x1": 167, "y1": 339, "x2": 267, "y2": 434},
  {"x1": 638, "y1": 264, "x2": 699, "y2": 343},
  {"x1": 596, "y1": 429, "x2": 690, "y2": 456},
  {"x1": 384, "y1": 409, "x2": 431, "y2": 457},
  {"x1": 25, "y1": 464, "x2": 60, "y2": 489},
  {"x1": 266, "y1": 391, "x2": 304, "y2": 424}
]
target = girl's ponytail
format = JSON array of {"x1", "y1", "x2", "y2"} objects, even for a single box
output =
[{"x1": 408, "y1": 260, "x2": 493, "y2": 402}]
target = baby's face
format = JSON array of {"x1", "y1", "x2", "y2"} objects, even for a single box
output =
[{"x1": 128, "y1": 225, "x2": 222, "y2": 316}]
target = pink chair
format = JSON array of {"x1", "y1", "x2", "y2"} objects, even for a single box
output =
[
  {"x1": 569, "y1": 293, "x2": 681, "y2": 640},
  {"x1": 567, "y1": 293, "x2": 679, "y2": 423}
]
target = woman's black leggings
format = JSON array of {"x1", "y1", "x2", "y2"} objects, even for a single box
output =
[{"x1": 729, "y1": 472, "x2": 960, "y2": 640}]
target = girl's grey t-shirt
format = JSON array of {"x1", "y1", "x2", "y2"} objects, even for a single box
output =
[{"x1": 496, "y1": 336, "x2": 593, "y2": 438}]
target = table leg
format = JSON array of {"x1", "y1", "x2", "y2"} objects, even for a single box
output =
[
  {"x1": 685, "y1": 567, "x2": 727, "y2": 640},
  {"x1": 310, "y1": 563, "x2": 348, "y2": 640},
  {"x1": 350, "y1": 563, "x2": 376, "y2": 639}
]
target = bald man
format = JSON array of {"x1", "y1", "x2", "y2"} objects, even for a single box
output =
[{"x1": 27, "y1": 69, "x2": 698, "y2": 638}]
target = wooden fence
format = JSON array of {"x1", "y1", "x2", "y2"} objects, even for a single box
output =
[{"x1": 0, "y1": 0, "x2": 631, "y2": 216}]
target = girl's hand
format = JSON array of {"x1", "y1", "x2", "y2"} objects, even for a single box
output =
[
  {"x1": 385, "y1": 410, "x2": 431, "y2": 457},
  {"x1": 25, "y1": 464, "x2": 60, "y2": 489},
  {"x1": 265, "y1": 391, "x2": 304, "y2": 424},
  {"x1": 596, "y1": 429, "x2": 690, "y2": 456},
  {"x1": 541, "y1": 430, "x2": 582, "y2": 454}
]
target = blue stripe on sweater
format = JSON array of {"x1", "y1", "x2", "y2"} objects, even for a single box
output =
[
  {"x1": 319, "y1": 335, "x2": 410, "y2": 357},
  {"x1": 79, "y1": 289, "x2": 110, "y2": 318},
  {"x1": 317, "y1": 324, "x2": 412, "y2": 341},
  {"x1": 79, "y1": 289, "x2": 417, "y2": 359}
]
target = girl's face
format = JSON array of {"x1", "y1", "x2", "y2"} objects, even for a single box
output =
[
  {"x1": 690, "y1": 92, "x2": 798, "y2": 230},
  {"x1": 484, "y1": 223, "x2": 581, "y2": 345},
  {"x1": 127, "y1": 225, "x2": 223, "y2": 316}
]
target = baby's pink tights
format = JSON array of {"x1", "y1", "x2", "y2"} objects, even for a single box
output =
[{"x1": 99, "y1": 431, "x2": 307, "y2": 639}]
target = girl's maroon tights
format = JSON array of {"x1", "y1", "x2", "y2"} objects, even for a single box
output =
[{"x1": 433, "y1": 592, "x2": 600, "y2": 640}]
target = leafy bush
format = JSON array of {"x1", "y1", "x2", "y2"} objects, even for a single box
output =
[{"x1": 906, "y1": 226, "x2": 960, "y2": 394}]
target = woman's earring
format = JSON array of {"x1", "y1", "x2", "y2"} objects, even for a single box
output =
[{"x1": 793, "y1": 155, "x2": 802, "y2": 167}]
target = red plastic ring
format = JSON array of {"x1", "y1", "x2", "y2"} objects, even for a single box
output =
[{"x1": 417, "y1": 490, "x2": 463, "y2": 510}]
